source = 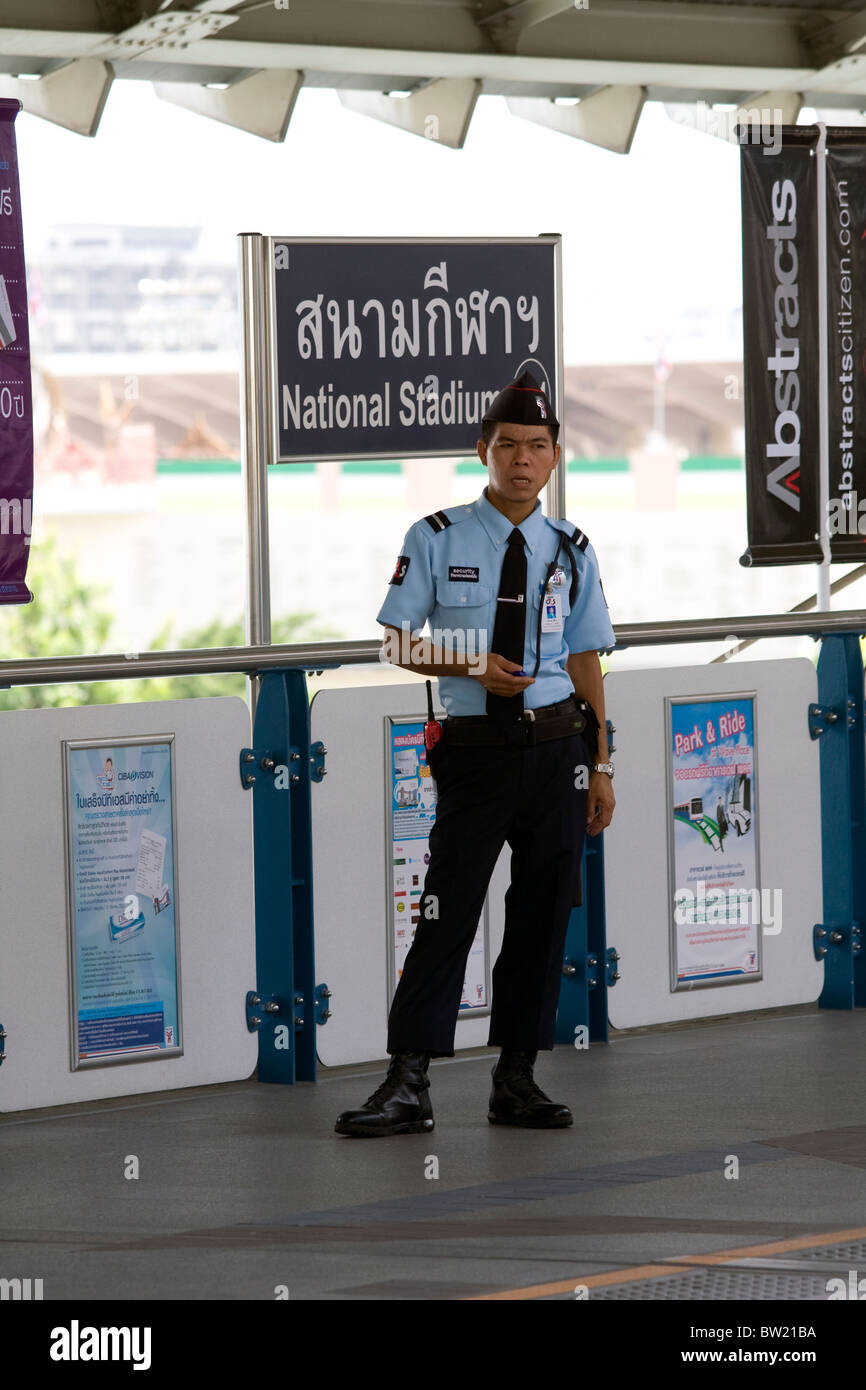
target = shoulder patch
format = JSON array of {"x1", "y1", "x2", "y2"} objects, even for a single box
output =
[
  {"x1": 389, "y1": 555, "x2": 410, "y2": 586},
  {"x1": 423, "y1": 510, "x2": 452, "y2": 534}
]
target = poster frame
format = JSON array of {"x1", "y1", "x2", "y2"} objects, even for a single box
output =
[
  {"x1": 62, "y1": 732, "x2": 184, "y2": 1070},
  {"x1": 664, "y1": 691, "x2": 763, "y2": 993},
  {"x1": 384, "y1": 713, "x2": 491, "y2": 1021}
]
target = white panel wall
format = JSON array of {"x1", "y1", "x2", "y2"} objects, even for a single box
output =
[
  {"x1": 0, "y1": 698, "x2": 257, "y2": 1111},
  {"x1": 603, "y1": 659, "x2": 823, "y2": 1027}
]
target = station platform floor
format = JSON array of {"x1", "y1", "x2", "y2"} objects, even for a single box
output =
[{"x1": 3, "y1": 1002, "x2": 866, "y2": 1302}]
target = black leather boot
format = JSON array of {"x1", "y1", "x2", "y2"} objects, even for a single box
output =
[
  {"x1": 334, "y1": 1051, "x2": 434, "y2": 1137},
  {"x1": 488, "y1": 1050, "x2": 573, "y2": 1128}
]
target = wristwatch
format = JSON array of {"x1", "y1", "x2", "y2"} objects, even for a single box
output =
[{"x1": 593, "y1": 761, "x2": 615, "y2": 780}]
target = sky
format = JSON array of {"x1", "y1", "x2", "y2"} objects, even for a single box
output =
[{"x1": 13, "y1": 80, "x2": 748, "y2": 363}]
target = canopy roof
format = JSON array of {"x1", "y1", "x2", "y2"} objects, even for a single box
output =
[{"x1": 0, "y1": 1, "x2": 864, "y2": 147}]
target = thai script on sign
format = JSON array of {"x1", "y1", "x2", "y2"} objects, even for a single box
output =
[
  {"x1": 294, "y1": 261, "x2": 540, "y2": 363},
  {"x1": 0, "y1": 387, "x2": 25, "y2": 418}
]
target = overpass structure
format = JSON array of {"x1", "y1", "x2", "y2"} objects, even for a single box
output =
[{"x1": 0, "y1": 1, "x2": 864, "y2": 149}]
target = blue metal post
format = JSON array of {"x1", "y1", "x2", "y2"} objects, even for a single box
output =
[
  {"x1": 555, "y1": 832, "x2": 614, "y2": 1045},
  {"x1": 556, "y1": 718, "x2": 619, "y2": 1044},
  {"x1": 811, "y1": 632, "x2": 865, "y2": 1006},
  {"x1": 241, "y1": 668, "x2": 326, "y2": 1082}
]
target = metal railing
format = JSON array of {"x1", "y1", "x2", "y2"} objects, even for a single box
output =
[{"x1": 1, "y1": 609, "x2": 865, "y2": 688}]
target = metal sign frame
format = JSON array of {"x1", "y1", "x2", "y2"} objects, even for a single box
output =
[
  {"x1": 260, "y1": 234, "x2": 564, "y2": 466},
  {"x1": 237, "y1": 232, "x2": 565, "y2": 671}
]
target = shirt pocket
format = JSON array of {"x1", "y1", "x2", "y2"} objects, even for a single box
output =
[{"x1": 432, "y1": 579, "x2": 492, "y2": 654}]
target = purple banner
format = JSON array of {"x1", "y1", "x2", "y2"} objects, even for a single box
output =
[{"x1": 0, "y1": 98, "x2": 32, "y2": 604}]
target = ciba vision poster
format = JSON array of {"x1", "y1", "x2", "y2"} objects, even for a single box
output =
[
  {"x1": 667, "y1": 695, "x2": 761, "y2": 990},
  {"x1": 64, "y1": 737, "x2": 182, "y2": 1068}
]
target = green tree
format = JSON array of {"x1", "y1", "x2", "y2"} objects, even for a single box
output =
[
  {"x1": 0, "y1": 535, "x2": 120, "y2": 709},
  {"x1": 0, "y1": 536, "x2": 341, "y2": 708},
  {"x1": 125, "y1": 613, "x2": 341, "y2": 703}
]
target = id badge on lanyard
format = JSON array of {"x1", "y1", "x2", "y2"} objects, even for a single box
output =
[{"x1": 541, "y1": 587, "x2": 563, "y2": 632}]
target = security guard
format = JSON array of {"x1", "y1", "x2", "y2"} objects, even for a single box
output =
[{"x1": 335, "y1": 371, "x2": 616, "y2": 1137}]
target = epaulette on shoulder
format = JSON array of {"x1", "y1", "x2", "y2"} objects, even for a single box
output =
[
  {"x1": 549, "y1": 518, "x2": 590, "y2": 553},
  {"x1": 423, "y1": 504, "x2": 473, "y2": 534},
  {"x1": 423, "y1": 509, "x2": 452, "y2": 534}
]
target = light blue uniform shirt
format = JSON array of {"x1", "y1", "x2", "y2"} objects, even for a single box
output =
[{"x1": 377, "y1": 488, "x2": 616, "y2": 716}]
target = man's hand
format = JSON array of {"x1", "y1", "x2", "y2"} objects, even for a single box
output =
[
  {"x1": 470, "y1": 652, "x2": 535, "y2": 697},
  {"x1": 586, "y1": 771, "x2": 615, "y2": 837}
]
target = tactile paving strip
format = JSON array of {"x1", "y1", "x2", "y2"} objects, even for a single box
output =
[
  {"x1": 585, "y1": 1268, "x2": 837, "y2": 1300},
  {"x1": 792, "y1": 1239, "x2": 866, "y2": 1263}
]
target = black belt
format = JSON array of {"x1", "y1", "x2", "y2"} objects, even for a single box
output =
[{"x1": 442, "y1": 695, "x2": 590, "y2": 748}]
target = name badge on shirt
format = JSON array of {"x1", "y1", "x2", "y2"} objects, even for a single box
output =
[{"x1": 541, "y1": 590, "x2": 563, "y2": 632}]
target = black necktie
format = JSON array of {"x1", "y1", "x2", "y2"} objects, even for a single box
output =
[{"x1": 486, "y1": 527, "x2": 527, "y2": 723}]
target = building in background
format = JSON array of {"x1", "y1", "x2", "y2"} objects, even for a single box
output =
[{"x1": 30, "y1": 225, "x2": 237, "y2": 356}]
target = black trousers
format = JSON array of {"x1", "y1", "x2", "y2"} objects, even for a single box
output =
[{"x1": 387, "y1": 731, "x2": 590, "y2": 1058}]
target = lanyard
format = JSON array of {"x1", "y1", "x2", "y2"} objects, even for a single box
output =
[{"x1": 530, "y1": 530, "x2": 578, "y2": 679}]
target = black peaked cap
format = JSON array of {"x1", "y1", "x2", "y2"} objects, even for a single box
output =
[{"x1": 482, "y1": 370, "x2": 558, "y2": 429}]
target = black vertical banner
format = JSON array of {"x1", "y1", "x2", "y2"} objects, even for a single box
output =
[
  {"x1": 825, "y1": 131, "x2": 866, "y2": 559},
  {"x1": 740, "y1": 127, "x2": 821, "y2": 566}
]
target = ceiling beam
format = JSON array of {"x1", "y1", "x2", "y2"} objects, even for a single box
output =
[
  {"x1": 0, "y1": 58, "x2": 114, "y2": 135},
  {"x1": 90, "y1": 6, "x2": 239, "y2": 62},
  {"x1": 507, "y1": 84, "x2": 646, "y2": 154},
  {"x1": 806, "y1": 7, "x2": 866, "y2": 70},
  {"x1": 154, "y1": 67, "x2": 302, "y2": 141},
  {"x1": 102, "y1": 41, "x2": 831, "y2": 97},
  {"x1": 338, "y1": 78, "x2": 481, "y2": 149},
  {"x1": 480, "y1": 1, "x2": 577, "y2": 51}
]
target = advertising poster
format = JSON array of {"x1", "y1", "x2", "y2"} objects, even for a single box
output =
[
  {"x1": 63, "y1": 736, "x2": 182, "y2": 1068},
  {"x1": 0, "y1": 98, "x2": 33, "y2": 604},
  {"x1": 386, "y1": 718, "x2": 487, "y2": 1012},
  {"x1": 667, "y1": 695, "x2": 762, "y2": 990}
]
